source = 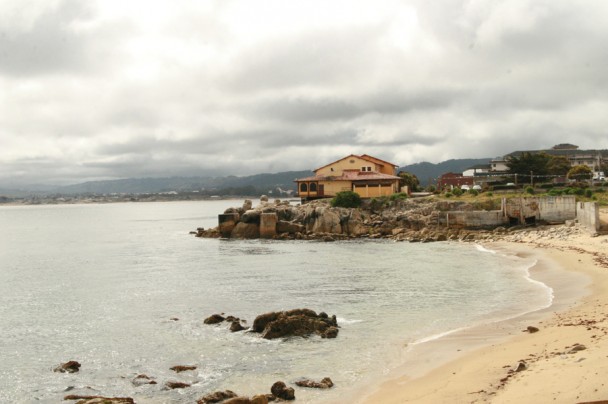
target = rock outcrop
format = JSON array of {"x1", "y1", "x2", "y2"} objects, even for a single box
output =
[
  {"x1": 195, "y1": 196, "x2": 494, "y2": 242},
  {"x1": 252, "y1": 309, "x2": 339, "y2": 339}
]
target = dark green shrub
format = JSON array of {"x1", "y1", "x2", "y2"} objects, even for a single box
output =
[
  {"x1": 452, "y1": 188, "x2": 463, "y2": 197},
  {"x1": 548, "y1": 189, "x2": 563, "y2": 196},
  {"x1": 468, "y1": 189, "x2": 479, "y2": 196},
  {"x1": 486, "y1": 192, "x2": 493, "y2": 197},
  {"x1": 445, "y1": 192, "x2": 453, "y2": 198},
  {"x1": 331, "y1": 191, "x2": 362, "y2": 208},
  {"x1": 573, "y1": 188, "x2": 585, "y2": 196},
  {"x1": 585, "y1": 189, "x2": 593, "y2": 198},
  {"x1": 525, "y1": 186, "x2": 535, "y2": 195},
  {"x1": 389, "y1": 192, "x2": 408, "y2": 201}
]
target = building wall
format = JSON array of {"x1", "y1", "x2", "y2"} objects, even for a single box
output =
[
  {"x1": 353, "y1": 183, "x2": 395, "y2": 198},
  {"x1": 319, "y1": 180, "x2": 352, "y2": 196},
  {"x1": 316, "y1": 156, "x2": 380, "y2": 176}
]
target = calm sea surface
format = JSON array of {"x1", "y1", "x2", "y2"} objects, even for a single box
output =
[{"x1": 0, "y1": 200, "x2": 552, "y2": 403}]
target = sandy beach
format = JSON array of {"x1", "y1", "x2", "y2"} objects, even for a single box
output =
[{"x1": 360, "y1": 219, "x2": 608, "y2": 404}]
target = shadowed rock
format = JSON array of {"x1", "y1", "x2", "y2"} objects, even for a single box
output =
[
  {"x1": 197, "y1": 390, "x2": 238, "y2": 404},
  {"x1": 270, "y1": 381, "x2": 295, "y2": 401}
]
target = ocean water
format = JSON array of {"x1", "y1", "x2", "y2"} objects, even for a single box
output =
[{"x1": 0, "y1": 200, "x2": 552, "y2": 403}]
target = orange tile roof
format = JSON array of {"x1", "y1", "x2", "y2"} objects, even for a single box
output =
[
  {"x1": 296, "y1": 171, "x2": 400, "y2": 182},
  {"x1": 313, "y1": 154, "x2": 399, "y2": 172}
]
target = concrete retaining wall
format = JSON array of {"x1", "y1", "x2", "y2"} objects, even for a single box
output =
[
  {"x1": 439, "y1": 211, "x2": 507, "y2": 228},
  {"x1": 576, "y1": 202, "x2": 600, "y2": 232},
  {"x1": 505, "y1": 196, "x2": 576, "y2": 224}
]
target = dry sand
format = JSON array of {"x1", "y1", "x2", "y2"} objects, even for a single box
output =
[{"x1": 358, "y1": 221, "x2": 608, "y2": 404}]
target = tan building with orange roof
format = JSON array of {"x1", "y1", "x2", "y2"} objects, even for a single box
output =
[{"x1": 295, "y1": 154, "x2": 401, "y2": 200}]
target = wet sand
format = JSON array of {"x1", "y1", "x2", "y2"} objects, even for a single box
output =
[{"x1": 358, "y1": 226, "x2": 608, "y2": 403}]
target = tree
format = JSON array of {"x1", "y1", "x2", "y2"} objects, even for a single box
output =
[
  {"x1": 507, "y1": 152, "x2": 551, "y2": 177},
  {"x1": 397, "y1": 171, "x2": 420, "y2": 192},
  {"x1": 546, "y1": 155, "x2": 571, "y2": 176},
  {"x1": 567, "y1": 165, "x2": 593, "y2": 181}
]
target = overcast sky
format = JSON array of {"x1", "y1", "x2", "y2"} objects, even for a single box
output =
[{"x1": 2, "y1": 0, "x2": 608, "y2": 185}]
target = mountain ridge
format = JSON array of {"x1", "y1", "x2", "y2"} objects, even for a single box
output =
[{"x1": 0, "y1": 158, "x2": 492, "y2": 196}]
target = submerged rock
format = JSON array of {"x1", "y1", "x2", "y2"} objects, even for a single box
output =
[
  {"x1": 132, "y1": 374, "x2": 157, "y2": 386},
  {"x1": 170, "y1": 365, "x2": 197, "y2": 373},
  {"x1": 295, "y1": 377, "x2": 334, "y2": 389},
  {"x1": 54, "y1": 361, "x2": 81, "y2": 373},
  {"x1": 165, "y1": 381, "x2": 191, "y2": 389},
  {"x1": 63, "y1": 395, "x2": 134, "y2": 404}
]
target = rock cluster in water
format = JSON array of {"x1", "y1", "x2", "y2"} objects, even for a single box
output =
[{"x1": 204, "y1": 308, "x2": 339, "y2": 339}]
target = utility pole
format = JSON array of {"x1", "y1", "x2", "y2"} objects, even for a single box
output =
[{"x1": 530, "y1": 171, "x2": 534, "y2": 187}]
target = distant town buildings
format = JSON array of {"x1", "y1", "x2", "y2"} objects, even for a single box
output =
[{"x1": 438, "y1": 144, "x2": 607, "y2": 190}]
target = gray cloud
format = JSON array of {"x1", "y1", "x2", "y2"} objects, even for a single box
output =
[{"x1": 1, "y1": 0, "x2": 608, "y2": 187}]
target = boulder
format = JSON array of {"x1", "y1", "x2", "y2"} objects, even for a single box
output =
[
  {"x1": 311, "y1": 208, "x2": 342, "y2": 234},
  {"x1": 204, "y1": 314, "x2": 225, "y2": 324},
  {"x1": 295, "y1": 377, "x2": 334, "y2": 389},
  {"x1": 222, "y1": 398, "x2": 253, "y2": 404},
  {"x1": 54, "y1": 361, "x2": 81, "y2": 373},
  {"x1": 251, "y1": 395, "x2": 269, "y2": 404},
  {"x1": 243, "y1": 200, "x2": 253, "y2": 211},
  {"x1": 197, "y1": 390, "x2": 239, "y2": 404},
  {"x1": 170, "y1": 365, "x2": 197, "y2": 373},
  {"x1": 230, "y1": 320, "x2": 247, "y2": 332},
  {"x1": 277, "y1": 221, "x2": 305, "y2": 234},
  {"x1": 252, "y1": 312, "x2": 281, "y2": 333},
  {"x1": 231, "y1": 222, "x2": 260, "y2": 239},
  {"x1": 219, "y1": 213, "x2": 240, "y2": 238},
  {"x1": 526, "y1": 326, "x2": 539, "y2": 333},
  {"x1": 241, "y1": 210, "x2": 261, "y2": 224},
  {"x1": 270, "y1": 381, "x2": 295, "y2": 401},
  {"x1": 260, "y1": 195, "x2": 269, "y2": 202}
]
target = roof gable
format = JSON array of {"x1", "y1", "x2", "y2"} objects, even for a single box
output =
[{"x1": 313, "y1": 154, "x2": 398, "y2": 172}]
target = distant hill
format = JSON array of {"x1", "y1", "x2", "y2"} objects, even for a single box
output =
[
  {"x1": 398, "y1": 158, "x2": 491, "y2": 186},
  {"x1": 55, "y1": 170, "x2": 314, "y2": 195},
  {"x1": 1, "y1": 158, "x2": 493, "y2": 197}
]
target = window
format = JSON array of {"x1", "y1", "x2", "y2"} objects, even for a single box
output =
[
  {"x1": 361, "y1": 166, "x2": 372, "y2": 172},
  {"x1": 300, "y1": 183, "x2": 308, "y2": 192},
  {"x1": 310, "y1": 183, "x2": 317, "y2": 192}
]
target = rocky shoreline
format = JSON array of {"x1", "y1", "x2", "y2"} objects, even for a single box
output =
[{"x1": 193, "y1": 196, "x2": 562, "y2": 243}]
